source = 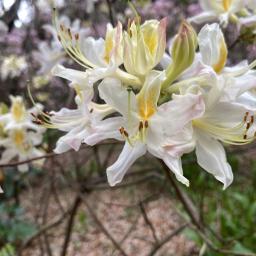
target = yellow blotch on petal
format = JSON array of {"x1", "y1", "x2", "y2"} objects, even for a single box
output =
[
  {"x1": 222, "y1": 0, "x2": 233, "y2": 11},
  {"x1": 212, "y1": 38, "x2": 228, "y2": 73},
  {"x1": 11, "y1": 98, "x2": 26, "y2": 122},
  {"x1": 13, "y1": 129, "x2": 25, "y2": 147},
  {"x1": 143, "y1": 30, "x2": 158, "y2": 56},
  {"x1": 104, "y1": 33, "x2": 114, "y2": 63},
  {"x1": 138, "y1": 97, "x2": 156, "y2": 120}
]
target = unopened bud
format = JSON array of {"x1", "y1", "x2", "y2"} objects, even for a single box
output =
[{"x1": 162, "y1": 21, "x2": 197, "y2": 90}]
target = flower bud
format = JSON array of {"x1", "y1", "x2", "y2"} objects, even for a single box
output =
[
  {"x1": 124, "y1": 18, "x2": 167, "y2": 77},
  {"x1": 162, "y1": 21, "x2": 197, "y2": 90}
]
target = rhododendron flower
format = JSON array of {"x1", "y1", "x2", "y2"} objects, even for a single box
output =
[
  {"x1": 189, "y1": 0, "x2": 249, "y2": 27},
  {"x1": 0, "y1": 55, "x2": 27, "y2": 80},
  {"x1": 37, "y1": 90, "x2": 119, "y2": 153},
  {"x1": 0, "y1": 96, "x2": 44, "y2": 132},
  {"x1": 98, "y1": 71, "x2": 205, "y2": 186},
  {"x1": 0, "y1": 128, "x2": 45, "y2": 172}
]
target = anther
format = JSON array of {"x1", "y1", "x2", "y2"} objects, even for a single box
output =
[
  {"x1": 243, "y1": 134, "x2": 247, "y2": 140},
  {"x1": 244, "y1": 112, "x2": 249, "y2": 122},
  {"x1": 246, "y1": 122, "x2": 251, "y2": 130},
  {"x1": 90, "y1": 108, "x2": 94, "y2": 113},
  {"x1": 67, "y1": 28, "x2": 72, "y2": 39},
  {"x1": 250, "y1": 115, "x2": 254, "y2": 124},
  {"x1": 75, "y1": 33, "x2": 79, "y2": 40},
  {"x1": 139, "y1": 121, "x2": 143, "y2": 131},
  {"x1": 144, "y1": 120, "x2": 149, "y2": 128},
  {"x1": 60, "y1": 24, "x2": 64, "y2": 31},
  {"x1": 57, "y1": 35, "x2": 61, "y2": 42},
  {"x1": 119, "y1": 127, "x2": 124, "y2": 135},
  {"x1": 123, "y1": 130, "x2": 129, "y2": 137}
]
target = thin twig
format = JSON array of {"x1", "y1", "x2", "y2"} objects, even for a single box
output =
[
  {"x1": 0, "y1": 141, "x2": 120, "y2": 168},
  {"x1": 139, "y1": 202, "x2": 159, "y2": 244},
  {"x1": 160, "y1": 160, "x2": 203, "y2": 230},
  {"x1": 106, "y1": 0, "x2": 115, "y2": 26},
  {"x1": 78, "y1": 192, "x2": 128, "y2": 256},
  {"x1": 60, "y1": 195, "x2": 82, "y2": 256},
  {"x1": 147, "y1": 223, "x2": 189, "y2": 256},
  {"x1": 19, "y1": 208, "x2": 72, "y2": 254}
]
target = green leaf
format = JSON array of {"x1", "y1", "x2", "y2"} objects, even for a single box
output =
[{"x1": 232, "y1": 241, "x2": 254, "y2": 254}]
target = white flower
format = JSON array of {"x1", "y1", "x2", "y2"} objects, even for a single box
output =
[
  {"x1": 98, "y1": 71, "x2": 205, "y2": 186},
  {"x1": 36, "y1": 0, "x2": 65, "y2": 13},
  {"x1": 0, "y1": 95, "x2": 44, "y2": 132},
  {"x1": 0, "y1": 55, "x2": 27, "y2": 80},
  {"x1": 189, "y1": 0, "x2": 246, "y2": 27},
  {"x1": 0, "y1": 128, "x2": 45, "y2": 172},
  {"x1": 33, "y1": 41, "x2": 66, "y2": 75},
  {"x1": 53, "y1": 13, "x2": 141, "y2": 88},
  {"x1": 162, "y1": 23, "x2": 256, "y2": 189},
  {"x1": 0, "y1": 95, "x2": 46, "y2": 171},
  {"x1": 39, "y1": 90, "x2": 119, "y2": 153}
]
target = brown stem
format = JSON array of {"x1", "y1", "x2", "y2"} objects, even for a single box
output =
[
  {"x1": 60, "y1": 195, "x2": 82, "y2": 256},
  {"x1": 148, "y1": 223, "x2": 189, "y2": 256},
  {"x1": 139, "y1": 202, "x2": 159, "y2": 244},
  {"x1": 106, "y1": 0, "x2": 115, "y2": 26},
  {"x1": 160, "y1": 160, "x2": 203, "y2": 230}
]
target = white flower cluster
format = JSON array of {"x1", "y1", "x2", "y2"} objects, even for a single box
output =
[
  {"x1": 189, "y1": 0, "x2": 256, "y2": 28},
  {"x1": 0, "y1": 96, "x2": 45, "y2": 172},
  {"x1": 0, "y1": 55, "x2": 27, "y2": 80},
  {"x1": 32, "y1": 6, "x2": 256, "y2": 190}
]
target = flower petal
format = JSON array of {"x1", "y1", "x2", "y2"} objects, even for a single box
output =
[
  {"x1": 198, "y1": 23, "x2": 227, "y2": 73},
  {"x1": 163, "y1": 156, "x2": 190, "y2": 187},
  {"x1": 98, "y1": 78, "x2": 137, "y2": 117},
  {"x1": 106, "y1": 142, "x2": 147, "y2": 186},
  {"x1": 137, "y1": 71, "x2": 165, "y2": 120},
  {"x1": 52, "y1": 64, "x2": 90, "y2": 88},
  {"x1": 84, "y1": 117, "x2": 124, "y2": 146},
  {"x1": 195, "y1": 130, "x2": 233, "y2": 189},
  {"x1": 188, "y1": 11, "x2": 218, "y2": 24},
  {"x1": 151, "y1": 93, "x2": 205, "y2": 137}
]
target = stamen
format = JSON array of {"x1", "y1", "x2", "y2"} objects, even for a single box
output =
[
  {"x1": 119, "y1": 127, "x2": 125, "y2": 135},
  {"x1": 244, "y1": 112, "x2": 249, "y2": 122},
  {"x1": 123, "y1": 130, "x2": 129, "y2": 137},
  {"x1": 67, "y1": 28, "x2": 72, "y2": 39},
  {"x1": 250, "y1": 115, "x2": 254, "y2": 124},
  {"x1": 144, "y1": 120, "x2": 149, "y2": 128},
  {"x1": 139, "y1": 121, "x2": 143, "y2": 131},
  {"x1": 194, "y1": 111, "x2": 256, "y2": 145},
  {"x1": 52, "y1": 8, "x2": 95, "y2": 70}
]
